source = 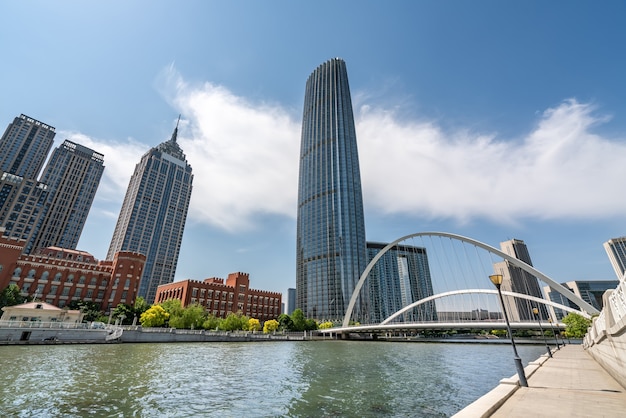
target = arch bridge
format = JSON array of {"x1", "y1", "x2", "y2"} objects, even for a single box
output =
[{"x1": 319, "y1": 232, "x2": 598, "y2": 336}]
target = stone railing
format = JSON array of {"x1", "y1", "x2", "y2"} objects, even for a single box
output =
[{"x1": 584, "y1": 280, "x2": 626, "y2": 389}]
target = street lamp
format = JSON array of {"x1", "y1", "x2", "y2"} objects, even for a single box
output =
[
  {"x1": 532, "y1": 307, "x2": 552, "y2": 358},
  {"x1": 548, "y1": 317, "x2": 561, "y2": 350},
  {"x1": 489, "y1": 274, "x2": 528, "y2": 387}
]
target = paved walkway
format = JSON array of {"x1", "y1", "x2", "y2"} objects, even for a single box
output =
[{"x1": 490, "y1": 344, "x2": 626, "y2": 417}]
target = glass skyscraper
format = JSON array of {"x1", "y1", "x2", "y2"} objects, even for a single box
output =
[
  {"x1": 493, "y1": 239, "x2": 548, "y2": 321},
  {"x1": 0, "y1": 114, "x2": 56, "y2": 179},
  {"x1": 107, "y1": 121, "x2": 193, "y2": 303},
  {"x1": 31, "y1": 140, "x2": 105, "y2": 252},
  {"x1": 366, "y1": 242, "x2": 437, "y2": 324},
  {"x1": 604, "y1": 237, "x2": 626, "y2": 281},
  {"x1": 296, "y1": 58, "x2": 368, "y2": 322}
]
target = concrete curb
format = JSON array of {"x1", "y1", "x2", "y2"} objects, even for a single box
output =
[{"x1": 451, "y1": 352, "x2": 553, "y2": 417}]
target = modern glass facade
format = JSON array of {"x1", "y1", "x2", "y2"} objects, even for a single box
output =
[
  {"x1": 604, "y1": 237, "x2": 626, "y2": 281},
  {"x1": 544, "y1": 280, "x2": 619, "y2": 320},
  {"x1": 296, "y1": 58, "x2": 368, "y2": 322},
  {"x1": 107, "y1": 122, "x2": 193, "y2": 303},
  {"x1": 31, "y1": 140, "x2": 105, "y2": 252},
  {"x1": 493, "y1": 239, "x2": 548, "y2": 321},
  {"x1": 366, "y1": 242, "x2": 437, "y2": 323},
  {"x1": 0, "y1": 114, "x2": 56, "y2": 179}
]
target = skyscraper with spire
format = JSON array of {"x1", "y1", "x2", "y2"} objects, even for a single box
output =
[
  {"x1": 296, "y1": 58, "x2": 368, "y2": 322},
  {"x1": 107, "y1": 118, "x2": 193, "y2": 303}
]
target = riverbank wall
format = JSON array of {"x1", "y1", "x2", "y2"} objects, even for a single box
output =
[
  {"x1": 584, "y1": 281, "x2": 626, "y2": 388},
  {"x1": 0, "y1": 322, "x2": 108, "y2": 344}
]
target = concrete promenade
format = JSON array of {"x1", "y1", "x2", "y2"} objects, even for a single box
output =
[{"x1": 454, "y1": 344, "x2": 626, "y2": 417}]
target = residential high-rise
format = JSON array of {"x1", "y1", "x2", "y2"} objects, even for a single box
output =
[
  {"x1": 493, "y1": 239, "x2": 548, "y2": 321},
  {"x1": 30, "y1": 140, "x2": 105, "y2": 252},
  {"x1": 604, "y1": 237, "x2": 626, "y2": 281},
  {"x1": 107, "y1": 120, "x2": 193, "y2": 303},
  {"x1": 366, "y1": 242, "x2": 437, "y2": 323},
  {"x1": 0, "y1": 114, "x2": 56, "y2": 179},
  {"x1": 296, "y1": 58, "x2": 368, "y2": 322},
  {"x1": 0, "y1": 171, "x2": 49, "y2": 253}
]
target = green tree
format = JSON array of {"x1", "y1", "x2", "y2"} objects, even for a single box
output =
[
  {"x1": 134, "y1": 296, "x2": 150, "y2": 316},
  {"x1": 291, "y1": 309, "x2": 306, "y2": 332},
  {"x1": 159, "y1": 299, "x2": 184, "y2": 317},
  {"x1": 0, "y1": 284, "x2": 25, "y2": 310},
  {"x1": 277, "y1": 313, "x2": 294, "y2": 331},
  {"x1": 67, "y1": 300, "x2": 103, "y2": 322},
  {"x1": 491, "y1": 329, "x2": 507, "y2": 337},
  {"x1": 140, "y1": 305, "x2": 169, "y2": 327},
  {"x1": 169, "y1": 303, "x2": 206, "y2": 329},
  {"x1": 219, "y1": 312, "x2": 249, "y2": 331},
  {"x1": 562, "y1": 313, "x2": 591, "y2": 338},
  {"x1": 203, "y1": 314, "x2": 221, "y2": 330},
  {"x1": 304, "y1": 318, "x2": 318, "y2": 331},
  {"x1": 263, "y1": 319, "x2": 279, "y2": 334},
  {"x1": 112, "y1": 303, "x2": 134, "y2": 325}
]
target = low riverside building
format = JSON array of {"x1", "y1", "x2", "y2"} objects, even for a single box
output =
[
  {"x1": 154, "y1": 272, "x2": 282, "y2": 322},
  {"x1": 0, "y1": 231, "x2": 146, "y2": 312},
  {"x1": 1, "y1": 301, "x2": 83, "y2": 323}
]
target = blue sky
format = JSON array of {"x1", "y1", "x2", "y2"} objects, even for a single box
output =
[{"x1": 2, "y1": 1, "x2": 626, "y2": 300}]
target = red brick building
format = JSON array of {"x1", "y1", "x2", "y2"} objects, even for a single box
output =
[
  {"x1": 154, "y1": 272, "x2": 281, "y2": 322},
  {"x1": 0, "y1": 231, "x2": 146, "y2": 312}
]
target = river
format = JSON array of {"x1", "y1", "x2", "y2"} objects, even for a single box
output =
[{"x1": 0, "y1": 340, "x2": 548, "y2": 417}]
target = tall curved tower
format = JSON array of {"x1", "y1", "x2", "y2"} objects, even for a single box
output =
[{"x1": 296, "y1": 58, "x2": 368, "y2": 322}]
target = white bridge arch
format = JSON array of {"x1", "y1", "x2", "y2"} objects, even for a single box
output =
[
  {"x1": 380, "y1": 288, "x2": 590, "y2": 325},
  {"x1": 343, "y1": 232, "x2": 599, "y2": 328}
]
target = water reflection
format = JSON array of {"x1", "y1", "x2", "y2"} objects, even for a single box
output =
[{"x1": 0, "y1": 341, "x2": 546, "y2": 417}]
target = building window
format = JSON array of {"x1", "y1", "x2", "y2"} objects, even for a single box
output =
[
  {"x1": 74, "y1": 288, "x2": 82, "y2": 298},
  {"x1": 79, "y1": 276, "x2": 86, "y2": 284},
  {"x1": 90, "y1": 277, "x2": 97, "y2": 286},
  {"x1": 27, "y1": 269, "x2": 36, "y2": 278},
  {"x1": 62, "y1": 287, "x2": 70, "y2": 296},
  {"x1": 124, "y1": 278, "x2": 130, "y2": 288},
  {"x1": 41, "y1": 271, "x2": 49, "y2": 281},
  {"x1": 66, "y1": 274, "x2": 74, "y2": 283},
  {"x1": 54, "y1": 273, "x2": 62, "y2": 282},
  {"x1": 12, "y1": 267, "x2": 22, "y2": 277}
]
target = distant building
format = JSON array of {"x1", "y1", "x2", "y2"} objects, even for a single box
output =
[
  {"x1": 0, "y1": 230, "x2": 146, "y2": 312},
  {"x1": 154, "y1": 272, "x2": 281, "y2": 322},
  {"x1": 366, "y1": 242, "x2": 437, "y2": 323},
  {"x1": 604, "y1": 237, "x2": 626, "y2": 281},
  {"x1": 107, "y1": 120, "x2": 193, "y2": 303},
  {"x1": 296, "y1": 58, "x2": 368, "y2": 322},
  {"x1": 1, "y1": 301, "x2": 83, "y2": 324},
  {"x1": 493, "y1": 239, "x2": 547, "y2": 322},
  {"x1": 544, "y1": 280, "x2": 619, "y2": 320},
  {"x1": 0, "y1": 114, "x2": 55, "y2": 179},
  {"x1": 0, "y1": 171, "x2": 50, "y2": 254},
  {"x1": 287, "y1": 288, "x2": 296, "y2": 315},
  {"x1": 30, "y1": 140, "x2": 104, "y2": 253}
]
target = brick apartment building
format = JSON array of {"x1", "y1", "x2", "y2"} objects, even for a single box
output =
[
  {"x1": 154, "y1": 272, "x2": 281, "y2": 322},
  {"x1": 0, "y1": 230, "x2": 146, "y2": 312}
]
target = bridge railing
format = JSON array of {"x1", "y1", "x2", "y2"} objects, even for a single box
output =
[{"x1": 584, "y1": 280, "x2": 626, "y2": 348}]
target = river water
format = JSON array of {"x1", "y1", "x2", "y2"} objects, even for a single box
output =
[{"x1": 0, "y1": 341, "x2": 547, "y2": 417}]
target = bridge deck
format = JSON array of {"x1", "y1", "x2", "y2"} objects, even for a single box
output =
[{"x1": 456, "y1": 344, "x2": 626, "y2": 417}]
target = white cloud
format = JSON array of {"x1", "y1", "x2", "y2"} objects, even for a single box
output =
[
  {"x1": 358, "y1": 99, "x2": 626, "y2": 223},
  {"x1": 67, "y1": 68, "x2": 626, "y2": 232}
]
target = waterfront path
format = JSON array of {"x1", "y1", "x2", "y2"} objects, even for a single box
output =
[{"x1": 454, "y1": 344, "x2": 626, "y2": 417}]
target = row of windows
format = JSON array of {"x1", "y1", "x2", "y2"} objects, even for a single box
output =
[{"x1": 13, "y1": 268, "x2": 108, "y2": 286}]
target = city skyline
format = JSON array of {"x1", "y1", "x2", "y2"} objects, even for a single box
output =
[{"x1": 2, "y1": 2, "x2": 626, "y2": 299}]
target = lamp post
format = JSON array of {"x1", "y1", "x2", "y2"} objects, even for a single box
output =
[
  {"x1": 548, "y1": 318, "x2": 561, "y2": 350},
  {"x1": 489, "y1": 274, "x2": 528, "y2": 387},
  {"x1": 532, "y1": 307, "x2": 552, "y2": 358}
]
